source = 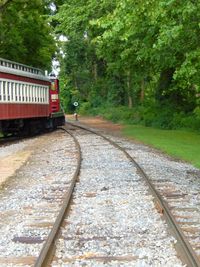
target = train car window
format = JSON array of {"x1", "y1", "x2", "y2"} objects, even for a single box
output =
[
  {"x1": 30, "y1": 85, "x2": 32, "y2": 102},
  {"x1": 24, "y1": 84, "x2": 26, "y2": 102},
  {"x1": 33, "y1": 86, "x2": 36, "y2": 102},
  {"x1": 19, "y1": 84, "x2": 21, "y2": 102},
  {"x1": 38, "y1": 86, "x2": 40, "y2": 102},
  {"x1": 17, "y1": 83, "x2": 19, "y2": 102},
  {"x1": 38, "y1": 86, "x2": 41, "y2": 102},
  {"x1": 40, "y1": 87, "x2": 44, "y2": 103},
  {"x1": 28, "y1": 85, "x2": 30, "y2": 102},
  {"x1": 7, "y1": 82, "x2": 10, "y2": 101},
  {"x1": 34, "y1": 86, "x2": 36, "y2": 102},
  {"x1": 44, "y1": 87, "x2": 47, "y2": 103},
  {"x1": 43, "y1": 87, "x2": 45, "y2": 103},
  {"x1": 25, "y1": 85, "x2": 28, "y2": 102},
  {"x1": 42, "y1": 87, "x2": 44, "y2": 103},
  {"x1": 13, "y1": 83, "x2": 15, "y2": 102},
  {"x1": 27, "y1": 85, "x2": 29, "y2": 102},
  {"x1": 11, "y1": 82, "x2": 14, "y2": 101},
  {"x1": 3, "y1": 81, "x2": 6, "y2": 101},
  {"x1": 36, "y1": 86, "x2": 38, "y2": 102},
  {"x1": 21, "y1": 84, "x2": 23, "y2": 102},
  {"x1": 45, "y1": 87, "x2": 47, "y2": 103},
  {"x1": 18, "y1": 84, "x2": 20, "y2": 102},
  {"x1": 31, "y1": 85, "x2": 33, "y2": 102},
  {"x1": 26, "y1": 85, "x2": 28, "y2": 102},
  {"x1": 22, "y1": 84, "x2": 24, "y2": 102},
  {"x1": 39, "y1": 86, "x2": 41, "y2": 102},
  {"x1": 15, "y1": 84, "x2": 18, "y2": 101},
  {"x1": 28, "y1": 85, "x2": 31, "y2": 102},
  {"x1": 33, "y1": 86, "x2": 35, "y2": 102},
  {"x1": 25, "y1": 85, "x2": 27, "y2": 102},
  {"x1": 37, "y1": 86, "x2": 39, "y2": 102},
  {"x1": 40, "y1": 87, "x2": 43, "y2": 102},
  {"x1": 46, "y1": 87, "x2": 49, "y2": 103},
  {"x1": 35, "y1": 86, "x2": 37, "y2": 102},
  {"x1": 16, "y1": 83, "x2": 18, "y2": 102}
]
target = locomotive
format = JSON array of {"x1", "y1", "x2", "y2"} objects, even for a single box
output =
[{"x1": 0, "y1": 58, "x2": 65, "y2": 136}]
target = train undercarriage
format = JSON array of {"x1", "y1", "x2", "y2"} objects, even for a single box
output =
[{"x1": 0, "y1": 114, "x2": 65, "y2": 137}]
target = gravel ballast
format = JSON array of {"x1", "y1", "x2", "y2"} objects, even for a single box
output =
[
  {"x1": 52, "y1": 130, "x2": 185, "y2": 267},
  {"x1": 0, "y1": 131, "x2": 77, "y2": 266},
  {"x1": 0, "y1": 123, "x2": 199, "y2": 266}
]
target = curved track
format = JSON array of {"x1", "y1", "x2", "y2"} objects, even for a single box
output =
[
  {"x1": 33, "y1": 122, "x2": 200, "y2": 267},
  {"x1": 34, "y1": 127, "x2": 82, "y2": 267}
]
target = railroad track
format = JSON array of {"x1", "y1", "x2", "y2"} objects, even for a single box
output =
[
  {"x1": 33, "y1": 122, "x2": 200, "y2": 267},
  {"x1": 34, "y1": 127, "x2": 81, "y2": 267}
]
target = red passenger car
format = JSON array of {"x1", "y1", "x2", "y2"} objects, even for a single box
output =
[{"x1": 0, "y1": 58, "x2": 65, "y2": 135}]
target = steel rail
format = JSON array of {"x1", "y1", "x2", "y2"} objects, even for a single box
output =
[
  {"x1": 67, "y1": 121, "x2": 200, "y2": 267},
  {"x1": 34, "y1": 126, "x2": 82, "y2": 267}
]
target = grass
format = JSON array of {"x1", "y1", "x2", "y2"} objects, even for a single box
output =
[{"x1": 122, "y1": 125, "x2": 200, "y2": 168}]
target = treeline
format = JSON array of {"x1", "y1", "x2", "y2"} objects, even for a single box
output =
[
  {"x1": 1, "y1": 1, "x2": 200, "y2": 130},
  {"x1": 56, "y1": 0, "x2": 200, "y2": 130},
  {"x1": 0, "y1": 0, "x2": 60, "y2": 70}
]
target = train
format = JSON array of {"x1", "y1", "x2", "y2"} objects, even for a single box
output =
[{"x1": 0, "y1": 58, "x2": 65, "y2": 136}]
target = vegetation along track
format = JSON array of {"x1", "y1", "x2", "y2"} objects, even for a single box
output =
[{"x1": 34, "y1": 122, "x2": 200, "y2": 267}]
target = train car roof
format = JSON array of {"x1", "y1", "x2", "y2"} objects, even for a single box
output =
[{"x1": 0, "y1": 58, "x2": 50, "y2": 82}]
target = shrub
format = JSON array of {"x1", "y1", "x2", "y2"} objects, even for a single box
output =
[{"x1": 79, "y1": 101, "x2": 200, "y2": 132}]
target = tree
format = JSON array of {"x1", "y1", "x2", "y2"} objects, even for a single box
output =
[
  {"x1": 0, "y1": 0, "x2": 56, "y2": 70},
  {"x1": 56, "y1": 0, "x2": 200, "y2": 123}
]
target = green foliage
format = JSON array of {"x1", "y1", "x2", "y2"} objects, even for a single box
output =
[
  {"x1": 0, "y1": 0, "x2": 56, "y2": 69},
  {"x1": 81, "y1": 102, "x2": 200, "y2": 132},
  {"x1": 55, "y1": 0, "x2": 200, "y2": 131},
  {"x1": 78, "y1": 102, "x2": 91, "y2": 115}
]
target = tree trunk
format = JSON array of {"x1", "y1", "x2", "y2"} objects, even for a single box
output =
[{"x1": 126, "y1": 70, "x2": 133, "y2": 108}]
